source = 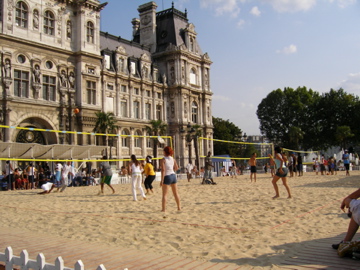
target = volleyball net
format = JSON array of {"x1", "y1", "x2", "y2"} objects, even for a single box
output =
[
  {"x1": 282, "y1": 148, "x2": 320, "y2": 165},
  {"x1": 199, "y1": 137, "x2": 274, "y2": 161},
  {"x1": 0, "y1": 125, "x2": 172, "y2": 164}
]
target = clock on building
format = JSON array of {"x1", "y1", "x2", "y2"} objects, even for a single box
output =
[{"x1": 16, "y1": 129, "x2": 45, "y2": 144}]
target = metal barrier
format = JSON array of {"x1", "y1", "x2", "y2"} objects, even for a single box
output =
[{"x1": 0, "y1": 246, "x2": 114, "y2": 270}]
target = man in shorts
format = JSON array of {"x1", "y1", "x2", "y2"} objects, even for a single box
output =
[
  {"x1": 343, "y1": 150, "x2": 350, "y2": 176},
  {"x1": 248, "y1": 153, "x2": 257, "y2": 182},
  {"x1": 54, "y1": 162, "x2": 63, "y2": 191},
  {"x1": 202, "y1": 152, "x2": 216, "y2": 184}
]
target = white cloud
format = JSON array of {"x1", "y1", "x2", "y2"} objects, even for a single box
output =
[
  {"x1": 199, "y1": 0, "x2": 241, "y2": 17},
  {"x1": 196, "y1": 0, "x2": 357, "y2": 18},
  {"x1": 328, "y1": 0, "x2": 357, "y2": 8},
  {"x1": 265, "y1": 0, "x2": 317, "y2": 13},
  {"x1": 237, "y1": 19, "x2": 246, "y2": 28},
  {"x1": 338, "y1": 72, "x2": 360, "y2": 95},
  {"x1": 250, "y1": 6, "x2": 261, "y2": 16},
  {"x1": 265, "y1": 0, "x2": 357, "y2": 13},
  {"x1": 276, "y1": 44, "x2": 297, "y2": 54},
  {"x1": 213, "y1": 95, "x2": 231, "y2": 102}
]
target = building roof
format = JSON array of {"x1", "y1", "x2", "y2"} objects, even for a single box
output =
[{"x1": 100, "y1": 32, "x2": 151, "y2": 58}]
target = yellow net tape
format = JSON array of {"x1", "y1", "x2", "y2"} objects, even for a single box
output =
[{"x1": 0, "y1": 125, "x2": 172, "y2": 163}]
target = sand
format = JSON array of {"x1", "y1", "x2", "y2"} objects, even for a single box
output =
[{"x1": 0, "y1": 171, "x2": 358, "y2": 269}]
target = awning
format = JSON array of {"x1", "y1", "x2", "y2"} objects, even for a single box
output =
[{"x1": 0, "y1": 142, "x2": 107, "y2": 159}]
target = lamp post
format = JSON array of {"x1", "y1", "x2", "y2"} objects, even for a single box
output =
[
  {"x1": 181, "y1": 122, "x2": 195, "y2": 164},
  {"x1": 235, "y1": 132, "x2": 247, "y2": 174}
]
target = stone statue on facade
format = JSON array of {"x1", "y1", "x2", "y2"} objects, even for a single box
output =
[
  {"x1": 59, "y1": 70, "x2": 67, "y2": 88},
  {"x1": 33, "y1": 65, "x2": 41, "y2": 83},
  {"x1": 33, "y1": 10, "x2": 39, "y2": 29},
  {"x1": 68, "y1": 72, "x2": 75, "y2": 88},
  {"x1": 3, "y1": 59, "x2": 11, "y2": 78}
]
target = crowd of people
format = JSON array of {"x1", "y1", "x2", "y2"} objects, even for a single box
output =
[{"x1": 2, "y1": 145, "x2": 360, "y2": 256}]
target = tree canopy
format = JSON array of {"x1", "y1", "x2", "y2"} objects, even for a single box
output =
[
  {"x1": 257, "y1": 87, "x2": 360, "y2": 151},
  {"x1": 212, "y1": 117, "x2": 243, "y2": 157}
]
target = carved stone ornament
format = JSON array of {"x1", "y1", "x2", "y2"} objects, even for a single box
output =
[
  {"x1": 2, "y1": 78, "x2": 12, "y2": 97},
  {"x1": 32, "y1": 83, "x2": 41, "y2": 99},
  {"x1": 141, "y1": 53, "x2": 150, "y2": 61},
  {"x1": 116, "y1": 46, "x2": 126, "y2": 54},
  {"x1": 141, "y1": 15, "x2": 151, "y2": 26}
]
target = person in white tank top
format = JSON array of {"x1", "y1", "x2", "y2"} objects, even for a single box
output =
[
  {"x1": 160, "y1": 146, "x2": 181, "y2": 212},
  {"x1": 128, "y1": 154, "x2": 146, "y2": 201}
]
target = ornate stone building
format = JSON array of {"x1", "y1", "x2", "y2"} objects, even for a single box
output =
[{"x1": 0, "y1": 0, "x2": 213, "y2": 168}]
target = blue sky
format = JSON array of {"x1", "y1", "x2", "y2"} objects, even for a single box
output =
[{"x1": 100, "y1": 0, "x2": 360, "y2": 135}]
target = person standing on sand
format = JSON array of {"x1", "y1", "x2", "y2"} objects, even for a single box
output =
[
  {"x1": 202, "y1": 152, "x2": 215, "y2": 184},
  {"x1": 160, "y1": 146, "x2": 181, "y2": 212},
  {"x1": 97, "y1": 156, "x2": 115, "y2": 195},
  {"x1": 143, "y1": 155, "x2": 156, "y2": 195},
  {"x1": 248, "y1": 153, "x2": 257, "y2": 182},
  {"x1": 186, "y1": 161, "x2": 194, "y2": 182},
  {"x1": 269, "y1": 146, "x2": 292, "y2": 199},
  {"x1": 343, "y1": 150, "x2": 350, "y2": 176},
  {"x1": 128, "y1": 154, "x2": 146, "y2": 201},
  {"x1": 54, "y1": 162, "x2": 63, "y2": 192}
]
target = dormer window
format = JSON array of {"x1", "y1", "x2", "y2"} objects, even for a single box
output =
[
  {"x1": 104, "y1": 54, "x2": 111, "y2": 69},
  {"x1": 190, "y1": 68, "x2": 197, "y2": 85},
  {"x1": 87, "y1": 21, "x2": 94, "y2": 43},
  {"x1": 130, "y1": 62, "x2": 136, "y2": 75},
  {"x1": 190, "y1": 37, "x2": 194, "y2": 52}
]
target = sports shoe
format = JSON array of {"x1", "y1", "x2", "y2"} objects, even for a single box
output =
[
  {"x1": 338, "y1": 241, "x2": 360, "y2": 257},
  {"x1": 332, "y1": 241, "x2": 343, "y2": 250}
]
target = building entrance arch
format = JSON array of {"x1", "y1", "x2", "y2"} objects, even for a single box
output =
[{"x1": 15, "y1": 117, "x2": 58, "y2": 145}]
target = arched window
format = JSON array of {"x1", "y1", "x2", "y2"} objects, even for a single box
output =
[
  {"x1": 192, "y1": 101, "x2": 198, "y2": 123},
  {"x1": 122, "y1": 130, "x2": 129, "y2": 147},
  {"x1": 87, "y1": 21, "x2": 94, "y2": 43},
  {"x1": 15, "y1": 1, "x2": 28, "y2": 28},
  {"x1": 134, "y1": 130, "x2": 142, "y2": 148},
  {"x1": 44, "y1": 10, "x2": 55, "y2": 35},
  {"x1": 190, "y1": 68, "x2": 197, "y2": 85}
]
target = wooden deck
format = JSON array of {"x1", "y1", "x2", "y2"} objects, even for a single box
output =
[{"x1": 1, "y1": 227, "x2": 359, "y2": 269}]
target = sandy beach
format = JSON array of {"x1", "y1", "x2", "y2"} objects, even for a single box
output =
[{"x1": 0, "y1": 171, "x2": 358, "y2": 269}]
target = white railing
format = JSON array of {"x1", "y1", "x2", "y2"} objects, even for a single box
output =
[{"x1": 0, "y1": 246, "x2": 125, "y2": 270}]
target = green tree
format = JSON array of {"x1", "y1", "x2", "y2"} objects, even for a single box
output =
[
  {"x1": 93, "y1": 111, "x2": 117, "y2": 157},
  {"x1": 145, "y1": 120, "x2": 167, "y2": 170},
  {"x1": 212, "y1": 117, "x2": 243, "y2": 157},
  {"x1": 335, "y1": 126, "x2": 354, "y2": 150},
  {"x1": 288, "y1": 126, "x2": 304, "y2": 150},
  {"x1": 257, "y1": 87, "x2": 319, "y2": 149},
  {"x1": 310, "y1": 88, "x2": 358, "y2": 149}
]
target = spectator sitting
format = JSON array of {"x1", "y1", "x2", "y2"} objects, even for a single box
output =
[
  {"x1": 14, "y1": 169, "x2": 22, "y2": 189},
  {"x1": 333, "y1": 189, "x2": 360, "y2": 257},
  {"x1": 119, "y1": 166, "x2": 128, "y2": 176},
  {"x1": 191, "y1": 165, "x2": 198, "y2": 178},
  {"x1": 22, "y1": 174, "x2": 29, "y2": 190}
]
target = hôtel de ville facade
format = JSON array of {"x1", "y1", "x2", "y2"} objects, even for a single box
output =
[{"x1": 0, "y1": 0, "x2": 214, "y2": 168}]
